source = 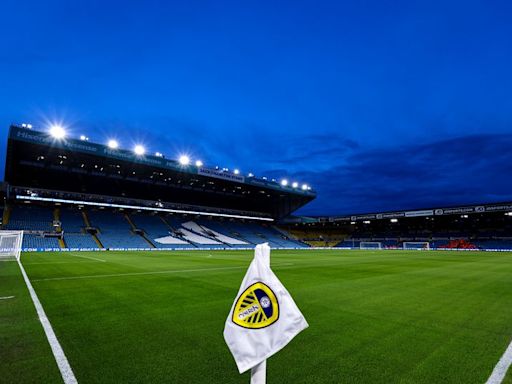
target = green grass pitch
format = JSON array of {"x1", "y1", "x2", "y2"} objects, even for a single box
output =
[{"x1": 2, "y1": 249, "x2": 512, "y2": 383}]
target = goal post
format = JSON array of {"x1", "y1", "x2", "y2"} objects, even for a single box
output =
[
  {"x1": 0, "y1": 230, "x2": 24, "y2": 261},
  {"x1": 360, "y1": 241, "x2": 382, "y2": 250},
  {"x1": 403, "y1": 241, "x2": 430, "y2": 250}
]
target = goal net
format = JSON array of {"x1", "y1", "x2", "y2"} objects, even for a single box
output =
[
  {"x1": 0, "y1": 230, "x2": 24, "y2": 261},
  {"x1": 403, "y1": 241, "x2": 430, "y2": 250},
  {"x1": 360, "y1": 241, "x2": 382, "y2": 250}
]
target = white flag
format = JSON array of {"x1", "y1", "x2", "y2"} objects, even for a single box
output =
[{"x1": 223, "y1": 243, "x2": 308, "y2": 374}]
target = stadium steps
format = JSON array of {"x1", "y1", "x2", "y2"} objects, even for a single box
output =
[
  {"x1": 92, "y1": 233, "x2": 104, "y2": 248},
  {"x1": 59, "y1": 236, "x2": 67, "y2": 248},
  {"x1": 81, "y1": 210, "x2": 104, "y2": 248},
  {"x1": 160, "y1": 216, "x2": 178, "y2": 231},
  {"x1": 2, "y1": 206, "x2": 11, "y2": 226},
  {"x1": 140, "y1": 234, "x2": 156, "y2": 248},
  {"x1": 53, "y1": 208, "x2": 61, "y2": 231},
  {"x1": 124, "y1": 214, "x2": 156, "y2": 248},
  {"x1": 81, "y1": 210, "x2": 92, "y2": 227},
  {"x1": 124, "y1": 214, "x2": 137, "y2": 230}
]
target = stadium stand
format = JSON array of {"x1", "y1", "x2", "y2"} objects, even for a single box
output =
[
  {"x1": 63, "y1": 233, "x2": 99, "y2": 249},
  {"x1": 58, "y1": 207, "x2": 99, "y2": 249},
  {"x1": 176, "y1": 227, "x2": 223, "y2": 245},
  {"x1": 22, "y1": 234, "x2": 60, "y2": 249},
  {"x1": 280, "y1": 206, "x2": 512, "y2": 251},
  {"x1": 0, "y1": 203, "x2": 313, "y2": 250},
  {"x1": 87, "y1": 209, "x2": 149, "y2": 249},
  {"x1": 129, "y1": 213, "x2": 190, "y2": 248},
  {"x1": 60, "y1": 207, "x2": 87, "y2": 232},
  {"x1": 181, "y1": 221, "x2": 248, "y2": 246},
  {"x1": 437, "y1": 239, "x2": 478, "y2": 250},
  {"x1": 4, "y1": 205, "x2": 54, "y2": 231},
  {"x1": 218, "y1": 221, "x2": 303, "y2": 248},
  {"x1": 284, "y1": 227, "x2": 345, "y2": 247},
  {"x1": 164, "y1": 216, "x2": 225, "y2": 247}
]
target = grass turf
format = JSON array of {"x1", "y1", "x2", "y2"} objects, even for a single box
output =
[{"x1": 1, "y1": 249, "x2": 512, "y2": 383}]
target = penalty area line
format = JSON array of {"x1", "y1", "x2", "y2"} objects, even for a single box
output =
[
  {"x1": 0, "y1": 295, "x2": 15, "y2": 300},
  {"x1": 17, "y1": 260, "x2": 78, "y2": 384},
  {"x1": 486, "y1": 338, "x2": 512, "y2": 384}
]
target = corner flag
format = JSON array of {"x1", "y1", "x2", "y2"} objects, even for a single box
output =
[{"x1": 223, "y1": 243, "x2": 308, "y2": 381}]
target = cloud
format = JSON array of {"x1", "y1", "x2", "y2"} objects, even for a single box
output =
[{"x1": 292, "y1": 133, "x2": 512, "y2": 215}]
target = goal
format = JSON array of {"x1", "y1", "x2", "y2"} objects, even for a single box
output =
[
  {"x1": 0, "y1": 230, "x2": 24, "y2": 261},
  {"x1": 360, "y1": 241, "x2": 382, "y2": 250},
  {"x1": 403, "y1": 241, "x2": 430, "y2": 250}
]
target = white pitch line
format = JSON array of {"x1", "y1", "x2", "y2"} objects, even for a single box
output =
[
  {"x1": 17, "y1": 260, "x2": 78, "y2": 384},
  {"x1": 486, "y1": 339, "x2": 512, "y2": 384},
  {"x1": 23, "y1": 261, "x2": 100, "y2": 265},
  {"x1": 0, "y1": 295, "x2": 15, "y2": 300},
  {"x1": 32, "y1": 263, "x2": 295, "y2": 282},
  {"x1": 68, "y1": 253, "x2": 106, "y2": 262}
]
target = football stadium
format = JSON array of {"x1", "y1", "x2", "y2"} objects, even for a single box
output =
[
  {"x1": 3, "y1": 2, "x2": 512, "y2": 383},
  {"x1": 1, "y1": 123, "x2": 512, "y2": 383}
]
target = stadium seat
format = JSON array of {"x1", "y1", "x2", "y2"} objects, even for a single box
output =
[
  {"x1": 22, "y1": 234, "x2": 60, "y2": 250},
  {"x1": 88, "y1": 210, "x2": 150, "y2": 249},
  {"x1": 5, "y1": 205, "x2": 54, "y2": 231},
  {"x1": 130, "y1": 213, "x2": 192, "y2": 248}
]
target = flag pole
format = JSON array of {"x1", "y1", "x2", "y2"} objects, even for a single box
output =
[{"x1": 250, "y1": 360, "x2": 266, "y2": 384}]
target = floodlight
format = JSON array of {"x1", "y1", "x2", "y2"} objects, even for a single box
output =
[
  {"x1": 363, "y1": 220, "x2": 371, "y2": 224},
  {"x1": 195, "y1": 160, "x2": 203, "y2": 167},
  {"x1": 134, "y1": 145, "x2": 145, "y2": 155},
  {"x1": 27, "y1": 124, "x2": 32, "y2": 129},
  {"x1": 280, "y1": 179, "x2": 288, "y2": 186},
  {"x1": 390, "y1": 218, "x2": 398, "y2": 223},
  {"x1": 248, "y1": 172, "x2": 254, "y2": 177},
  {"x1": 301, "y1": 184, "x2": 308, "y2": 190},
  {"x1": 154, "y1": 152, "x2": 163, "y2": 157},
  {"x1": 107, "y1": 140, "x2": 119, "y2": 149},
  {"x1": 80, "y1": 135, "x2": 89, "y2": 141},
  {"x1": 292, "y1": 182, "x2": 299, "y2": 188},
  {"x1": 234, "y1": 169, "x2": 240, "y2": 175},
  {"x1": 179, "y1": 155, "x2": 190, "y2": 165},
  {"x1": 49, "y1": 125, "x2": 66, "y2": 139}
]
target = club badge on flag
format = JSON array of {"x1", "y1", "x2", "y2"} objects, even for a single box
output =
[{"x1": 223, "y1": 243, "x2": 308, "y2": 375}]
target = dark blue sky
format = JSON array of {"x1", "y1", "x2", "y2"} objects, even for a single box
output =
[{"x1": 1, "y1": 0, "x2": 512, "y2": 215}]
